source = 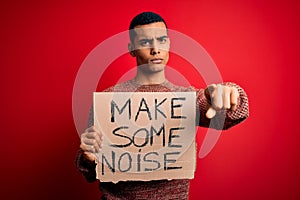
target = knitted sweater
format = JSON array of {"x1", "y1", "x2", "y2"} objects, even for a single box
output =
[{"x1": 75, "y1": 79, "x2": 249, "y2": 200}]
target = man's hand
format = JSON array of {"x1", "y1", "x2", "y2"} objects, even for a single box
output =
[
  {"x1": 80, "y1": 126, "x2": 103, "y2": 162},
  {"x1": 205, "y1": 84, "x2": 239, "y2": 119}
]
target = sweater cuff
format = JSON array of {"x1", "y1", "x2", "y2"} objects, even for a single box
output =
[{"x1": 75, "y1": 149, "x2": 97, "y2": 182}]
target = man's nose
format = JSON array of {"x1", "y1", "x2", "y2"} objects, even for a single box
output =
[{"x1": 150, "y1": 41, "x2": 160, "y2": 55}]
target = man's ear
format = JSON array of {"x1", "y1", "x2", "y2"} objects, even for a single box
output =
[{"x1": 128, "y1": 43, "x2": 135, "y2": 57}]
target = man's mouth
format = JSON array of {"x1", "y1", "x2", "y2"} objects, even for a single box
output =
[{"x1": 150, "y1": 58, "x2": 163, "y2": 64}]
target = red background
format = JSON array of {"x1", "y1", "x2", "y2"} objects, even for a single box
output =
[{"x1": 1, "y1": 0, "x2": 300, "y2": 199}]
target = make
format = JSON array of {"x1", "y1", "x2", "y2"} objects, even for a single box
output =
[{"x1": 110, "y1": 97, "x2": 187, "y2": 123}]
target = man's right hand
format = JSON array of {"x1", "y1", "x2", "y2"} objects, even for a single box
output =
[{"x1": 80, "y1": 126, "x2": 103, "y2": 162}]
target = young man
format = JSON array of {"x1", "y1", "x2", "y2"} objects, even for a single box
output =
[{"x1": 76, "y1": 12, "x2": 249, "y2": 199}]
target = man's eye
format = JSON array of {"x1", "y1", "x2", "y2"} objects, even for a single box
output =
[
  {"x1": 140, "y1": 40, "x2": 151, "y2": 46},
  {"x1": 158, "y1": 38, "x2": 167, "y2": 43}
]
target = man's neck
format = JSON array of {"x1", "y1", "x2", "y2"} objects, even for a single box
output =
[{"x1": 134, "y1": 71, "x2": 166, "y2": 85}]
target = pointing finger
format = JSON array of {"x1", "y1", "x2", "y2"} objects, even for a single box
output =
[
  {"x1": 206, "y1": 107, "x2": 216, "y2": 119},
  {"x1": 205, "y1": 84, "x2": 217, "y2": 102}
]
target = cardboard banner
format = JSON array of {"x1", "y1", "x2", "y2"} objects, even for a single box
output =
[{"x1": 94, "y1": 92, "x2": 196, "y2": 183}]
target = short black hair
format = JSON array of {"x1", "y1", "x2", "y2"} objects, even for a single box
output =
[{"x1": 129, "y1": 12, "x2": 167, "y2": 43}]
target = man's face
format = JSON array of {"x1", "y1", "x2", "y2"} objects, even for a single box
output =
[{"x1": 130, "y1": 22, "x2": 170, "y2": 74}]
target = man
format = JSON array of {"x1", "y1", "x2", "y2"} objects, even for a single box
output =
[{"x1": 76, "y1": 12, "x2": 249, "y2": 199}]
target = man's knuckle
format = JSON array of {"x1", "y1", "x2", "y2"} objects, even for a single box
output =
[
  {"x1": 223, "y1": 86, "x2": 230, "y2": 93},
  {"x1": 92, "y1": 132, "x2": 98, "y2": 138}
]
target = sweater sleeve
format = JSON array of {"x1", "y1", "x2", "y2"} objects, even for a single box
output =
[
  {"x1": 75, "y1": 148, "x2": 97, "y2": 183},
  {"x1": 196, "y1": 82, "x2": 249, "y2": 130}
]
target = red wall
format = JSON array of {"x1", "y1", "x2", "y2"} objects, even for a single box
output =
[{"x1": 1, "y1": 0, "x2": 300, "y2": 199}]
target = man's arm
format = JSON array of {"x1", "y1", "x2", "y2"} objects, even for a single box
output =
[
  {"x1": 196, "y1": 82, "x2": 249, "y2": 130},
  {"x1": 75, "y1": 148, "x2": 97, "y2": 182}
]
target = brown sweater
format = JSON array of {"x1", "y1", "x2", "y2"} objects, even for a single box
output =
[{"x1": 75, "y1": 80, "x2": 249, "y2": 200}]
